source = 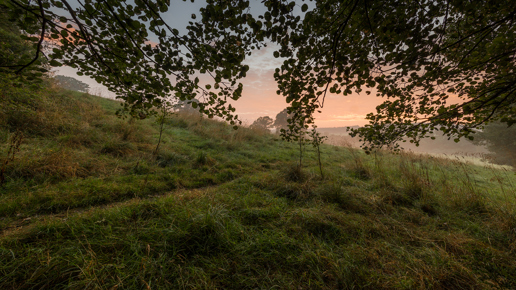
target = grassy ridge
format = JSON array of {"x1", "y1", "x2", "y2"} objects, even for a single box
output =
[
  {"x1": 0, "y1": 82, "x2": 287, "y2": 220},
  {"x1": 1, "y1": 83, "x2": 516, "y2": 289}
]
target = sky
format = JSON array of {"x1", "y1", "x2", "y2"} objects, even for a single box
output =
[{"x1": 54, "y1": 1, "x2": 383, "y2": 128}]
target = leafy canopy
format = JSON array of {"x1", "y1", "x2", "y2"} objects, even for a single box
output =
[
  {"x1": 0, "y1": 3, "x2": 48, "y2": 83},
  {"x1": 3, "y1": 0, "x2": 516, "y2": 149}
]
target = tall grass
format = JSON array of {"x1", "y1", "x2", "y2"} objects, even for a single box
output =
[{"x1": 1, "y1": 83, "x2": 516, "y2": 288}]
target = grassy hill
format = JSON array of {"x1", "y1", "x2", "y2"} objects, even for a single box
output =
[{"x1": 1, "y1": 81, "x2": 516, "y2": 289}]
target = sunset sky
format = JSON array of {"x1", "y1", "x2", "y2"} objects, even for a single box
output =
[{"x1": 55, "y1": 1, "x2": 383, "y2": 128}]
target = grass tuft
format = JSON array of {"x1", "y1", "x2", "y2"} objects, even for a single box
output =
[
  {"x1": 155, "y1": 151, "x2": 189, "y2": 167},
  {"x1": 283, "y1": 163, "x2": 307, "y2": 182},
  {"x1": 100, "y1": 139, "x2": 136, "y2": 157},
  {"x1": 194, "y1": 151, "x2": 216, "y2": 167}
]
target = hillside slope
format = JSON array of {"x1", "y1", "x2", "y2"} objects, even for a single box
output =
[{"x1": 1, "y1": 83, "x2": 516, "y2": 289}]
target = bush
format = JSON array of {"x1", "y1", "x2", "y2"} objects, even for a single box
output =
[{"x1": 282, "y1": 163, "x2": 307, "y2": 183}]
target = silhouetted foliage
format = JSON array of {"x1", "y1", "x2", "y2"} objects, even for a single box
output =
[
  {"x1": 0, "y1": 5, "x2": 47, "y2": 82},
  {"x1": 2, "y1": 0, "x2": 516, "y2": 149},
  {"x1": 472, "y1": 122, "x2": 516, "y2": 167}
]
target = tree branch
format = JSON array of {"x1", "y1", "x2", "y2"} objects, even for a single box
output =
[{"x1": 13, "y1": 0, "x2": 46, "y2": 74}]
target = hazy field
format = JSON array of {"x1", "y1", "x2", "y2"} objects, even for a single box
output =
[{"x1": 318, "y1": 127, "x2": 516, "y2": 171}]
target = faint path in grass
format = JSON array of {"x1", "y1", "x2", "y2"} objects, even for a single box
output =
[{"x1": 0, "y1": 185, "x2": 215, "y2": 239}]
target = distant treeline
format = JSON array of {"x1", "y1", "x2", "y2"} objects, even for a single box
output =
[{"x1": 317, "y1": 126, "x2": 359, "y2": 135}]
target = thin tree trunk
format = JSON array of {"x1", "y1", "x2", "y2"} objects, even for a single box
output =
[
  {"x1": 154, "y1": 107, "x2": 166, "y2": 155},
  {"x1": 317, "y1": 143, "x2": 324, "y2": 179},
  {"x1": 299, "y1": 136, "x2": 303, "y2": 168}
]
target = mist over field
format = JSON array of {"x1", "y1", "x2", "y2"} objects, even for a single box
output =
[
  {"x1": 317, "y1": 126, "x2": 515, "y2": 170},
  {"x1": 318, "y1": 126, "x2": 484, "y2": 153}
]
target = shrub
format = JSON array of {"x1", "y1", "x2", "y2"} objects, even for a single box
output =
[{"x1": 282, "y1": 163, "x2": 307, "y2": 183}]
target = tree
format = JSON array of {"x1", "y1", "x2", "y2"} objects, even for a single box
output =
[
  {"x1": 54, "y1": 75, "x2": 90, "y2": 93},
  {"x1": 471, "y1": 122, "x2": 516, "y2": 167},
  {"x1": 250, "y1": 116, "x2": 273, "y2": 131},
  {"x1": 2, "y1": 0, "x2": 516, "y2": 149},
  {"x1": 1, "y1": 0, "x2": 256, "y2": 125},
  {"x1": 273, "y1": 108, "x2": 293, "y2": 131},
  {"x1": 0, "y1": 3, "x2": 47, "y2": 82},
  {"x1": 270, "y1": 0, "x2": 516, "y2": 151}
]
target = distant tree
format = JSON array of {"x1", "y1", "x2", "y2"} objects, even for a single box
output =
[
  {"x1": 273, "y1": 109, "x2": 293, "y2": 131},
  {"x1": 471, "y1": 122, "x2": 516, "y2": 167},
  {"x1": 251, "y1": 116, "x2": 273, "y2": 131},
  {"x1": 54, "y1": 75, "x2": 90, "y2": 93}
]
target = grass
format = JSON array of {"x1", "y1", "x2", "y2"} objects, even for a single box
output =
[{"x1": 1, "y1": 81, "x2": 516, "y2": 289}]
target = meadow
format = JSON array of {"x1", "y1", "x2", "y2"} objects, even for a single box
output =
[{"x1": 1, "y1": 81, "x2": 516, "y2": 289}]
